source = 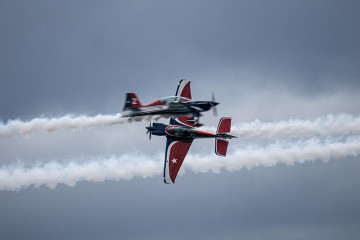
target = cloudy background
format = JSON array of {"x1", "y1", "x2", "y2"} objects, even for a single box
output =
[{"x1": 1, "y1": 0, "x2": 360, "y2": 239}]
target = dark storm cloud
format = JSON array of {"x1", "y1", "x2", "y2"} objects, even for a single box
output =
[
  {"x1": 1, "y1": 0, "x2": 359, "y2": 120},
  {"x1": 1, "y1": 1, "x2": 360, "y2": 240}
]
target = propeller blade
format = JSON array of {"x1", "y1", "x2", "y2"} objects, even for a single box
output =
[
  {"x1": 148, "y1": 121, "x2": 152, "y2": 140},
  {"x1": 213, "y1": 106, "x2": 218, "y2": 116},
  {"x1": 146, "y1": 121, "x2": 151, "y2": 134},
  {"x1": 211, "y1": 92, "x2": 218, "y2": 116}
]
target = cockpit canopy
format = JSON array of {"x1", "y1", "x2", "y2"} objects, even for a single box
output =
[
  {"x1": 160, "y1": 96, "x2": 190, "y2": 104},
  {"x1": 166, "y1": 126, "x2": 196, "y2": 137}
]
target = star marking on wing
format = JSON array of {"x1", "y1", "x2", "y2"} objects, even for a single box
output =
[{"x1": 171, "y1": 158, "x2": 177, "y2": 164}]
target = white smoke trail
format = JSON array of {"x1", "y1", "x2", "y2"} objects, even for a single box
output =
[
  {"x1": 2, "y1": 113, "x2": 359, "y2": 139},
  {"x1": 185, "y1": 137, "x2": 360, "y2": 173},
  {"x1": 1, "y1": 137, "x2": 359, "y2": 191},
  {"x1": 200, "y1": 114, "x2": 360, "y2": 139},
  {"x1": 0, "y1": 114, "x2": 164, "y2": 137},
  {"x1": 232, "y1": 114, "x2": 360, "y2": 138},
  {"x1": 0, "y1": 153, "x2": 164, "y2": 192}
]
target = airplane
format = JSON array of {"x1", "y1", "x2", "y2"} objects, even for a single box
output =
[
  {"x1": 121, "y1": 79, "x2": 219, "y2": 122},
  {"x1": 146, "y1": 116, "x2": 237, "y2": 184}
]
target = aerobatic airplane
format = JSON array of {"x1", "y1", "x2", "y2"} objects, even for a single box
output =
[
  {"x1": 146, "y1": 116, "x2": 237, "y2": 184},
  {"x1": 121, "y1": 79, "x2": 219, "y2": 121}
]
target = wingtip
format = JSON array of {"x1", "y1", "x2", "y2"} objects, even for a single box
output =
[{"x1": 163, "y1": 178, "x2": 171, "y2": 184}]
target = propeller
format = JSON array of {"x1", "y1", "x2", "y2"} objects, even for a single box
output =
[
  {"x1": 146, "y1": 121, "x2": 152, "y2": 140},
  {"x1": 211, "y1": 92, "x2": 218, "y2": 116}
]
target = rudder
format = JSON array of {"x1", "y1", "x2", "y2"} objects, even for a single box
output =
[
  {"x1": 123, "y1": 93, "x2": 142, "y2": 110},
  {"x1": 215, "y1": 138, "x2": 229, "y2": 157},
  {"x1": 217, "y1": 117, "x2": 231, "y2": 134}
]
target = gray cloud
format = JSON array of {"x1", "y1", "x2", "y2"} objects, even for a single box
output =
[{"x1": 1, "y1": 0, "x2": 360, "y2": 239}]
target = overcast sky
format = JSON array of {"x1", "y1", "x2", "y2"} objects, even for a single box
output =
[{"x1": 1, "y1": 1, "x2": 360, "y2": 240}]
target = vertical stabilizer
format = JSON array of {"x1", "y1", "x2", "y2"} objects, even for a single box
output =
[
  {"x1": 175, "y1": 79, "x2": 192, "y2": 100},
  {"x1": 123, "y1": 93, "x2": 142, "y2": 110},
  {"x1": 215, "y1": 138, "x2": 229, "y2": 156},
  {"x1": 217, "y1": 117, "x2": 231, "y2": 134}
]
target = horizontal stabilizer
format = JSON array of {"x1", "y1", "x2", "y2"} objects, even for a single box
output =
[{"x1": 215, "y1": 138, "x2": 229, "y2": 157}]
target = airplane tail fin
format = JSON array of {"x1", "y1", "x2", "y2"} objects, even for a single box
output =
[
  {"x1": 215, "y1": 117, "x2": 234, "y2": 157},
  {"x1": 215, "y1": 138, "x2": 229, "y2": 157},
  {"x1": 216, "y1": 117, "x2": 231, "y2": 134},
  {"x1": 123, "y1": 93, "x2": 142, "y2": 110},
  {"x1": 175, "y1": 79, "x2": 192, "y2": 100}
]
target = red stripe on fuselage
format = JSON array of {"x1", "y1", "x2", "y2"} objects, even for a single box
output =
[
  {"x1": 141, "y1": 100, "x2": 165, "y2": 107},
  {"x1": 195, "y1": 130, "x2": 217, "y2": 138},
  {"x1": 165, "y1": 126, "x2": 217, "y2": 139}
]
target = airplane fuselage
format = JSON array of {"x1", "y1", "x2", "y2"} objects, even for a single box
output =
[
  {"x1": 147, "y1": 123, "x2": 234, "y2": 140},
  {"x1": 122, "y1": 100, "x2": 218, "y2": 118}
]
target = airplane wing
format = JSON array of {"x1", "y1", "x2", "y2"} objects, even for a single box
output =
[
  {"x1": 163, "y1": 137, "x2": 193, "y2": 184},
  {"x1": 175, "y1": 79, "x2": 192, "y2": 100},
  {"x1": 172, "y1": 116, "x2": 203, "y2": 127}
]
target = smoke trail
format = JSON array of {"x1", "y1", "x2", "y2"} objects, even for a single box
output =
[
  {"x1": 1, "y1": 137, "x2": 359, "y2": 191},
  {"x1": 0, "y1": 153, "x2": 163, "y2": 191},
  {"x1": 2, "y1": 113, "x2": 359, "y2": 138},
  {"x1": 185, "y1": 137, "x2": 360, "y2": 173},
  {"x1": 0, "y1": 114, "x2": 164, "y2": 137},
  {"x1": 232, "y1": 114, "x2": 360, "y2": 138},
  {"x1": 200, "y1": 114, "x2": 360, "y2": 139}
]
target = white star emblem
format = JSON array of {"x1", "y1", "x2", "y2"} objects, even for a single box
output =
[{"x1": 171, "y1": 158, "x2": 177, "y2": 164}]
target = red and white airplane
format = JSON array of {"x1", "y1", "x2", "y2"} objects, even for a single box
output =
[
  {"x1": 121, "y1": 79, "x2": 219, "y2": 121},
  {"x1": 146, "y1": 116, "x2": 237, "y2": 184}
]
